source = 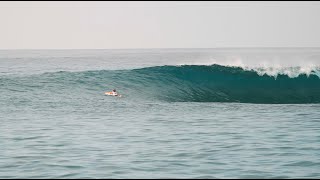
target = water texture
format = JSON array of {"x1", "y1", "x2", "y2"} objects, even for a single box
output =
[{"x1": 1, "y1": 49, "x2": 320, "y2": 178}]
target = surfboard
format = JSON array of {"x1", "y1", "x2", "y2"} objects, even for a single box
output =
[{"x1": 105, "y1": 92, "x2": 122, "y2": 97}]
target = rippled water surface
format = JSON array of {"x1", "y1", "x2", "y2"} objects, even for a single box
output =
[{"x1": 1, "y1": 49, "x2": 320, "y2": 178}]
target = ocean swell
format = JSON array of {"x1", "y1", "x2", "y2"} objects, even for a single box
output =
[{"x1": 2, "y1": 64, "x2": 320, "y2": 104}]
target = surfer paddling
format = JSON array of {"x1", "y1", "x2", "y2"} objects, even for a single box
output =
[{"x1": 105, "y1": 89, "x2": 122, "y2": 97}]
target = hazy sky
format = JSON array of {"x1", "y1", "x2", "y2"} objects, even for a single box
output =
[{"x1": 1, "y1": 1, "x2": 320, "y2": 49}]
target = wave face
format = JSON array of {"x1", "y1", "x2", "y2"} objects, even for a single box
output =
[
  {"x1": 128, "y1": 65, "x2": 320, "y2": 103},
  {"x1": 2, "y1": 64, "x2": 320, "y2": 104}
]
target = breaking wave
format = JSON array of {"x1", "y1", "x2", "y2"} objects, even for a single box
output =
[{"x1": 2, "y1": 64, "x2": 320, "y2": 104}]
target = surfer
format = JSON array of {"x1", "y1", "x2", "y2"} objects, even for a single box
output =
[
  {"x1": 105, "y1": 89, "x2": 121, "y2": 97},
  {"x1": 112, "y1": 89, "x2": 118, "y2": 96}
]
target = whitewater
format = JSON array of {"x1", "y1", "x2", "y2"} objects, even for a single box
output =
[{"x1": 1, "y1": 49, "x2": 320, "y2": 178}]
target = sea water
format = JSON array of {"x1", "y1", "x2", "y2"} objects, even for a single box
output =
[{"x1": 0, "y1": 49, "x2": 320, "y2": 178}]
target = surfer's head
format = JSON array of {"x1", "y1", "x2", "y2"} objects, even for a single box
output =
[{"x1": 113, "y1": 89, "x2": 116, "y2": 92}]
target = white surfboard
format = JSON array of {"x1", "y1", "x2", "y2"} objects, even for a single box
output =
[{"x1": 105, "y1": 91, "x2": 122, "y2": 97}]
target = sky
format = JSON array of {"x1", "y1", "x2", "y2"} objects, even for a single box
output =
[{"x1": 1, "y1": 1, "x2": 320, "y2": 49}]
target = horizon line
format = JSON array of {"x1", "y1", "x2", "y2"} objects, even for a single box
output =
[{"x1": 1, "y1": 47, "x2": 320, "y2": 50}]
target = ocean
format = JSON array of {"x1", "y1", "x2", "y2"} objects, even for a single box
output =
[{"x1": 1, "y1": 49, "x2": 320, "y2": 178}]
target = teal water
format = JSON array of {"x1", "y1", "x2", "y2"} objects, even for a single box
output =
[{"x1": 1, "y1": 49, "x2": 320, "y2": 178}]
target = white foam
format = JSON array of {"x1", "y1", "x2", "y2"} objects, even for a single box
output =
[{"x1": 176, "y1": 49, "x2": 320, "y2": 78}]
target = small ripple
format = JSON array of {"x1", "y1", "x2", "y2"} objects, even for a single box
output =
[
  {"x1": 0, "y1": 164, "x2": 21, "y2": 169},
  {"x1": 12, "y1": 155, "x2": 52, "y2": 160},
  {"x1": 271, "y1": 175, "x2": 291, "y2": 178},
  {"x1": 45, "y1": 164, "x2": 85, "y2": 169},
  {"x1": 55, "y1": 172, "x2": 80, "y2": 178},
  {"x1": 194, "y1": 175, "x2": 217, "y2": 179},
  {"x1": 296, "y1": 113, "x2": 310, "y2": 116},
  {"x1": 284, "y1": 161, "x2": 320, "y2": 167},
  {"x1": 12, "y1": 136, "x2": 47, "y2": 141},
  {"x1": 239, "y1": 175, "x2": 268, "y2": 179},
  {"x1": 171, "y1": 152, "x2": 192, "y2": 158}
]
